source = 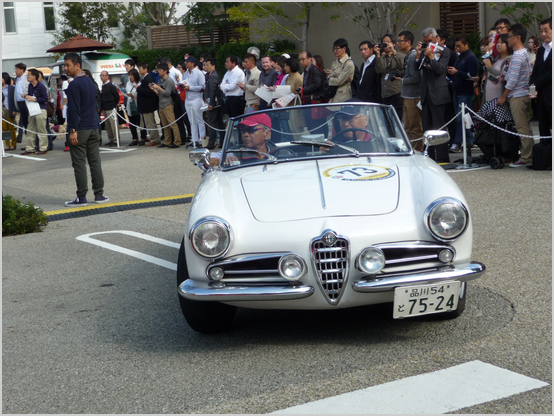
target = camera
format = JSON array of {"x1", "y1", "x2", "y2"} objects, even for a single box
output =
[
  {"x1": 390, "y1": 69, "x2": 402, "y2": 81},
  {"x1": 378, "y1": 43, "x2": 388, "y2": 51},
  {"x1": 420, "y1": 42, "x2": 428, "y2": 49}
]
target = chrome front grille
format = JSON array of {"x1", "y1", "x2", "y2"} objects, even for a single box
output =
[
  {"x1": 375, "y1": 242, "x2": 456, "y2": 273},
  {"x1": 207, "y1": 253, "x2": 288, "y2": 284},
  {"x1": 311, "y1": 231, "x2": 349, "y2": 305}
]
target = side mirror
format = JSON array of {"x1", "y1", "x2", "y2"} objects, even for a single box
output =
[
  {"x1": 189, "y1": 148, "x2": 210, "y2": 168},
  {"x1": 423, "y1": 130, "x2": 449, "y2": 147}
]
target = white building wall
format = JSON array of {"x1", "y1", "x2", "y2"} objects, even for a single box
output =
[{"x1": 2, "y1": 1, "x2": 58, "y2": 72}]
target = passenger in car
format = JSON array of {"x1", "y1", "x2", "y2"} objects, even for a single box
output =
[{"x1": 209, "y1": 113, "x2": 276, "y2": 166}]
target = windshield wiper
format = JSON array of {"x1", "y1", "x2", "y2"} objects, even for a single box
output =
[
  {"x1": 229, "y1": 148, "x2": 278, "y2": 163},
  {"x1": 290, "y1": 141, "x2": 359, "y2": 156}
]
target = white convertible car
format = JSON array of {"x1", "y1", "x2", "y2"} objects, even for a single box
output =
[{"x1": 178, "y1": 102, "x2": 485, "y2": 333}]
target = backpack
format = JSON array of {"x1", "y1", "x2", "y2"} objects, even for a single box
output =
[{"x1": 350, "y1": 63, "x2": 361, "y2": 97}]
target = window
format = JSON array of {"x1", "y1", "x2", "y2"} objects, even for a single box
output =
[
  {"x1": 43, "y1": 2, "x2": 55, "y2": 31},
  {"x1": 3, "y1": 2, "x2": 16, "y2": 34},
  {"x1": 439, "y1": 2, "x2": 479, "y2": 37}
]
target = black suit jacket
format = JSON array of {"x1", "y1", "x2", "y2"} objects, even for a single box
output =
[
  {"x1": 355, "y1": 58, "x2": 381, "y2": 103},
  {"x1": 204, "y1": 70, "x2": 223, "y2": 108},
  {"x1": 530, "y1": 45, "x2": 552, "y2": 106},
  {"x1": 415, "y1": 47, "x2": 451, "y2": 106},
  {"x1": 136, "y1": 73, "x2": 159, "y2": 114}
]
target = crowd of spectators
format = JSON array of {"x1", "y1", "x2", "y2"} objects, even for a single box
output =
[{"x1": 2, "y1": 17, "x2": 551, "y2": 168}]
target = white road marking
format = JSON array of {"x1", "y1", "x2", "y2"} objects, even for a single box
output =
[
  {"x1": 6, "y1": 154, "x2": 47, "y2": 161},
  {"x1": 76, "y1": 230, "x2": 180, "y2": 270},
  {"x1": 100, "y1": 147, "x2": 137, "y2": 153},
  {"x1": 272, "y1": 360, "x2": 549, "y2": 414}
]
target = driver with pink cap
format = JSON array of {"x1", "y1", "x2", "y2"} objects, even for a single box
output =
[{"x1": 209, "y1": 113, "x2": 276, "y2": 166}]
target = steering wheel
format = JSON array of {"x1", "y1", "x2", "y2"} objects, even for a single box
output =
[
  {"x1": 330, "y1": 127, "x2": 374, "y2": 143},
  {"x1": 272, "y1": 147, "x2": 298, "y2": 158}
]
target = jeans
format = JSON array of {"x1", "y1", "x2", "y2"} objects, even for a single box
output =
[{"x1": 453, "y1": 93, "x2": 474, "y2": 146}]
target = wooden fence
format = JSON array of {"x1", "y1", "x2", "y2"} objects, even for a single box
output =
[{"x1": 148, "y1": 20, "x2": 248, "y2": 50}]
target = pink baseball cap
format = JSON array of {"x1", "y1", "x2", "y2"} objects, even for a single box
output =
[{"x1": 237, "y1": 113, "x2": 272, "y2": 129}]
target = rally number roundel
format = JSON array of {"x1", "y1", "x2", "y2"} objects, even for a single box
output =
[{"x1": 322, "y1": 164, "x2": 396, "y2": 181}]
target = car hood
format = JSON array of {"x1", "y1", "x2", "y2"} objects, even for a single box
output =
[{"x1": 241, "y1": 159, "x2": 400, "y2": 222}]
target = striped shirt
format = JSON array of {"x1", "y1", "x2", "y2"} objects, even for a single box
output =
[{"x1": 505, "y1": 48, "x2": 531, "y2": 98}]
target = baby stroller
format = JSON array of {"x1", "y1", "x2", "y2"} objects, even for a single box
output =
[{"x1": 472, "y1": 99, "x2": 520, "y2": 169}]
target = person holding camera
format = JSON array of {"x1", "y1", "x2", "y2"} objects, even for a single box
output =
[
  {"x1": 483, "y1": 34, "x2": 513, "y2": 102},
  {"x1": 375, "y1": 34, "x2": 405, "y2": 120},
  {"x1": 395, "y1": 31, "x2": 423, "y2": 152},
  {"x1": 446, "y1": 35, "x2": 479, "y2": 153},
  {"x1": 414, "y1": 27, "x2": 452, "y2": 163}
]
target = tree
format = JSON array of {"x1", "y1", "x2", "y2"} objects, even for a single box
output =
[
  {"x1": 488, "y1": 2, "x2": 552, "y2": 37},
  {"x1": 52, "y1": 2, "x2": 121, "y2": 45},
  {"x1": 142, "y1": 2, "x2": 180, "y2": 26},
  {"x1": 337, "y1": 2, "x2": 421, "y2": 43},
  {"x1": 116, "y1": 2, "x2": 183, "y2": 49},
  {"x1": 229, "y1": 2, "x2": 332, "y2": 52},
  {"x1": 181, "y1": 2, "x2": 242, "y2": 47}
]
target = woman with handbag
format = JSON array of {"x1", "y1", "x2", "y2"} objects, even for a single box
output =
[
  {"x1": 126, "y1": 69, "x2": 143, "y2": 146},
  {"x1": 484, "y1": 34, "x2": 513, "y2": 102},
  {"x1": 284, "y1": 58, "x2": 303, "y2": 107}
]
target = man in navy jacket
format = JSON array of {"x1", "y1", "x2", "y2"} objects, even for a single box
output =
[{"x1": 447, "y1": 35, "x2": 479, "y2": 151}]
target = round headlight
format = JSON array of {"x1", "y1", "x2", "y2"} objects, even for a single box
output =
[
  {"x1": 190, "y1": 217, "x2": 231, "y2": 258},
  {"x1": 278, "y1": 254, "x2": 307, "y2": 281},
  {"x1": 357, "y1": 247, "x2": 386, "y2": 274},
  {"x1": 426, "y1": 198, "x2": 468, "y2": 241}
]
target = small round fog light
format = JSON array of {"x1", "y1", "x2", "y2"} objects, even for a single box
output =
[
  {"x1": 208, "y1": 266, "x2": 224, "y2": 281},
  {"x1": 357, "y1": 247, "x2": 385, "y2": 274},
  {"x1": 438, "y1": 249, "x2": 454, "y2": 263},
  {"x1": 278, "y1": 254, "x2": 306, "y2": 281}
]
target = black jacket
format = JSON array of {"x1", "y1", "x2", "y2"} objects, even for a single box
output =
[
  {"x1": 204, "y1": 70, "x2": 223, "y2": 108},
  {"x1": 530, "y1": 45, "x2": 552, "y2": 106},
  {"x1": 302, "y1": 64, "x2": 325, "y2": 102},
  {"x1": 136, "y1": 73, "x2": 159, "y2": 114},
  {"x1": 355, "y1": 58, "x2": 381, "y2": 103},
  {"x1": 100, "y1": 82, "x2": 120, "y2": 111},
  {"x1": 414, "y1": 47, "x2": 452, "y2": 106},
  {"x1": 5, "y1": 84, "x2": 17, "y2": 117}
]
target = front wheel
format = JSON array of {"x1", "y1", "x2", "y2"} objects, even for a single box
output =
[{"x1": 177, "y1": 238, "x2": 236, "y2": 333}]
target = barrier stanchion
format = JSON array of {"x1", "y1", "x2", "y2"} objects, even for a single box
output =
[
  {"x1": 115, "y1": 110, "x2": 121, "y2": 148},
  {"x1": 456, "y1": 102, "x2": 479, "y2": 170}
]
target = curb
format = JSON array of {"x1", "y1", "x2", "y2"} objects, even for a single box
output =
[{"x1": 45, "y1": 194, "x2": 194, "y2": 222}]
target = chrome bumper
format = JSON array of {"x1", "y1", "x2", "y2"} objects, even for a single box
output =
[
  {"x1": 178, "y1": 262, "x2": 485, "y2": 301},
  {"x1": 178, "y1": 279, "x2": 315, "y2": 301},
  {"x1": 352, "y1": 262, "x2": 486, "y2": 293}
]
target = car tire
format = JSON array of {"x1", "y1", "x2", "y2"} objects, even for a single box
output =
[
  {"x1": 437, "y1": 281, "x2": 467, "y2": 319},
  {"x1": 177, "y1": 238, "x2": 236, "y2": 333}
]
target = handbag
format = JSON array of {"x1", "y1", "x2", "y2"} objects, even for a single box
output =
[
  {"x1": 45, "y1": 101, "x2": 55, "y2": 118},
  {"x1": 129, "y1": 101, "x2": 139, "y2": 116},
  {"x1": 25, "y1": 99, "x2": 41, "y2": 117}
]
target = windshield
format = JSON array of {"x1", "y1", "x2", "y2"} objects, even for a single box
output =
[{"x1": 218, "y1": 103, "x2": 411, "y2": 168}]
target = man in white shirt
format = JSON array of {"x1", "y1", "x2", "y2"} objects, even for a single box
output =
[
  {"x1": 220, "y1": 55, "x2": 245, "y2": 118},
  {"x1": 14, "y1": 63, "x2": 30, "y2": 143},
  {"x1": 183, "y1": 57, "x2": 206, "y2": 148},
  {"x1": 161, "y1": 57, "x2": 181, "y2": 84}
]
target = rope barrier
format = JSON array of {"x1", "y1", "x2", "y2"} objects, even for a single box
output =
[{"x1": 466, "y1": 107, "x2": 552, "y2": 139}]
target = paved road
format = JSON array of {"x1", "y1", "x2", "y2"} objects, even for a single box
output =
[{"x1": 2, "y1": 129, "x2": 551, "y2": 413}]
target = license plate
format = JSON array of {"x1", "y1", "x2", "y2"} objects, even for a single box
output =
[{"x1": 393, "y1": 281, "x2": 461, "y2": 319}]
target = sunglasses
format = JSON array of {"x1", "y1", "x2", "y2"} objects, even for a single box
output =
[{"x1": 238, "y1": 125, "x2": 263, "y2": 134}]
